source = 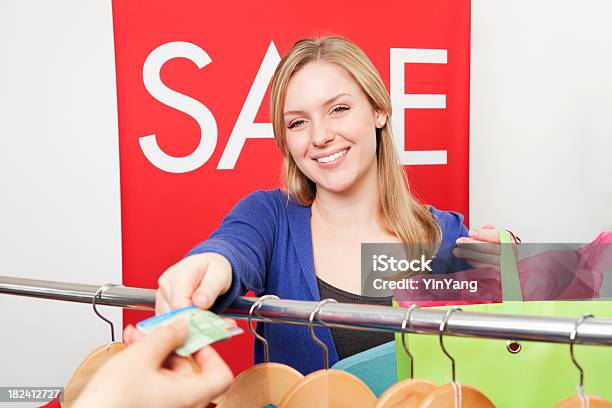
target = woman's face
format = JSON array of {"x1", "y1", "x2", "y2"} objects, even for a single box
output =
[{"x1": 282, "y1": 61, "x2": 386, "y2": 194}]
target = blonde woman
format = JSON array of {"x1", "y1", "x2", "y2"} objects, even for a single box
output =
[{"x1": 155, "y1": 36, "x2": 508, "y2": 374}]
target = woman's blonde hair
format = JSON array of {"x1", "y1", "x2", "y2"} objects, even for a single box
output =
[{"x1": 269, "y1": 36, "x2": 441, "y2": 246}]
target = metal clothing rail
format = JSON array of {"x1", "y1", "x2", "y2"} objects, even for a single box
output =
[{"x1": 2, "y1": 275, "x2": 612, "y2": 346}]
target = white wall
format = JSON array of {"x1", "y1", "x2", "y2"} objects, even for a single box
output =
[
  {"x1": 1, "y1": 0, "x2": 611, "y2": 405},
  {"x1": 0, "y1": 1, "x2": 121, "y2": 407},
  {"x1": 470, "y1": 0, "x2": 612, "y2": 242}
]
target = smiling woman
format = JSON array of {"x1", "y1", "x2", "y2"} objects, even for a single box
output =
[
  {"x1": 155, "y1": 35, "x2": 512, "y2": 374},
  {"x1": 269, "y1": 37, "x2": 440, "y2": 251}
]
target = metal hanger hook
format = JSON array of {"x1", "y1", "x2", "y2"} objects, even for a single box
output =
[
  {"x1": 308, "y1": 299, "x2": 337, "y2": 370},
  {"x1": 439, "y1": 307, "x2": 463, "y2": 383},
  {"x1": 401, "y1": 304, "x2": 418, "y2": 379},
  {"x1": 570, "y1": 313, "x2": 594, "y2": 397},
  {"x1": 92, "y1": 283, "x2": 120, "y2": 342},
  {"x1": 248, "y1": 295, "x2": 279, "y2": 363}
]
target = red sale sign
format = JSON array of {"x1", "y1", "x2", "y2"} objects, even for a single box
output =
[{"x1": 112, "y1": 0, "x2": 470, "y2": 373}]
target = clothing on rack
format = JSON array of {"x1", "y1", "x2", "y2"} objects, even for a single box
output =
[{"x1": 185, "y1": 188, "x2": 469, "y2": 374}]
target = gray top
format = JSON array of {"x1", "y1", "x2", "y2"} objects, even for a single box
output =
[{"x1": 316, "y1": 277, "x2": 395, "y2": 360}]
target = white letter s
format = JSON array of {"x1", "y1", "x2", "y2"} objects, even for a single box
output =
[{"x1": 140, "y1": 41, "x2": 217, "y2": 173}]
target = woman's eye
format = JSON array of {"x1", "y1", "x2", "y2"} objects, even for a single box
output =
[
  {"x1": 331, "y1": 106, "x2": 349, "y2": 114},
  {"x1": 288, "y1": 119, "x2": 305, "y2": 129}
]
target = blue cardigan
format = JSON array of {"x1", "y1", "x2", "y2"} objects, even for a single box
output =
[{"x1": 186, "y1": 188, "x2": 469, "y2": 375}]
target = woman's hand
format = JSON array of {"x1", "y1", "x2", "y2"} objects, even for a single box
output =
[
  {"x1": 73, "y1": 320, "x2": 233, "y2": 408},
  {"x1": 156, "y1": 252, "x2": 233, "y2": 315},
  {"x1": 453, "y1": 225, "x2": 517, "y2": 270}
]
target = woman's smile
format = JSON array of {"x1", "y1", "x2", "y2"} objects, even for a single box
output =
[{"x1": 313, "y1": 146, "x2": 351, "y2": 168}]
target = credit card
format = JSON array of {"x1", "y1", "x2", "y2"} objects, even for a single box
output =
[{"x1": 136, "y1": 305, "x2": 243, "y2": 356}]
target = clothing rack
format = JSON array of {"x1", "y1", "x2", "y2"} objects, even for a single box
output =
[{"x1": 2, "y1": 275, "x2": 612, "y2": 346}]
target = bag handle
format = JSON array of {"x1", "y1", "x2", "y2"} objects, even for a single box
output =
[{"x1": 499, "y1": 229, "x2": 523, "y2": 301}]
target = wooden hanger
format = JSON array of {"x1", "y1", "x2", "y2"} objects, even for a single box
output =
[
  {"x1": 375, "y1": 305, "x2": 436, "y2": 408},
  {"x1": 375, "y1": 380, "x2": 436, "y2": 408},
  {"x1": 215, "y1": 295, "x2": 304, "y2": 408},
  {"x1": 554, "y1": 314, "x2": 612, "y2": 408},
  {"x1": 61, "y1": 284, "x2": 127, "y2": 407},
  {"x1": 418, "y1": 308, "x2": 495, "y2": 408},
  {"x1": 278, "y1": 299, "x2": 377, "y2": 408},
  {"x1": 555, "y1": 396, "x2": 612, "y2": 408},
  {"x1": 279, "y1": 368, "x2": 378, "y2": 408},
  {"x1": 61, "y1": 342, "x2": 126, "y2": 407},
  {"x1": 417, "y1": 383, "x2": 495, "y2": 408}
]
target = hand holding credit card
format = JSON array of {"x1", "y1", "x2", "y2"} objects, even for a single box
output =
[{"x1": 136, "y1": 305, "x2": 243, "y2": 356}]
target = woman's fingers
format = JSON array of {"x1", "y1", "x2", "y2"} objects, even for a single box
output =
[
  {"x1": 468, "y1": 227, "x2": 501, "y2": 243},
  {"x1": 456, "y1": 237, "x2": 500, "y2": 255},
  {"x1": 192, "y1": 254, "x2": 232, "y2": 309},
  {"x1": 155, "y1": 289, "x2": 171, "y2": 315},
  {"x1": 453, "y1": 246, "x2": 500, "y2": 267},
  {"x1": 156, "y1": 253, "x2": 233, "y2": 314},
  {"x1": 166, "y1": 265, "x2": 201, "y2": 311},
  {"x1": 455, "y1": 225, "x2": 503, "y2": 267},
  {"x1": 156, "y1": 256, "x2": 207, "y2": 314},
  {"x1": 463, "y1": 260, "x2": 499, "y2": 270},
  {"x1": 156, "y1": 266, "x2": 194, "y2": 314}
]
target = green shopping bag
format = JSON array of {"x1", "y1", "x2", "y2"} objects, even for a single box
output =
[{"x1": 394, "y1": 230, "x2": 612, "y2": 407}]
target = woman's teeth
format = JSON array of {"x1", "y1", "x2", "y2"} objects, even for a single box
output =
[{"x1": 317, "y1": 148, "x2": 349, "y2": 163}]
